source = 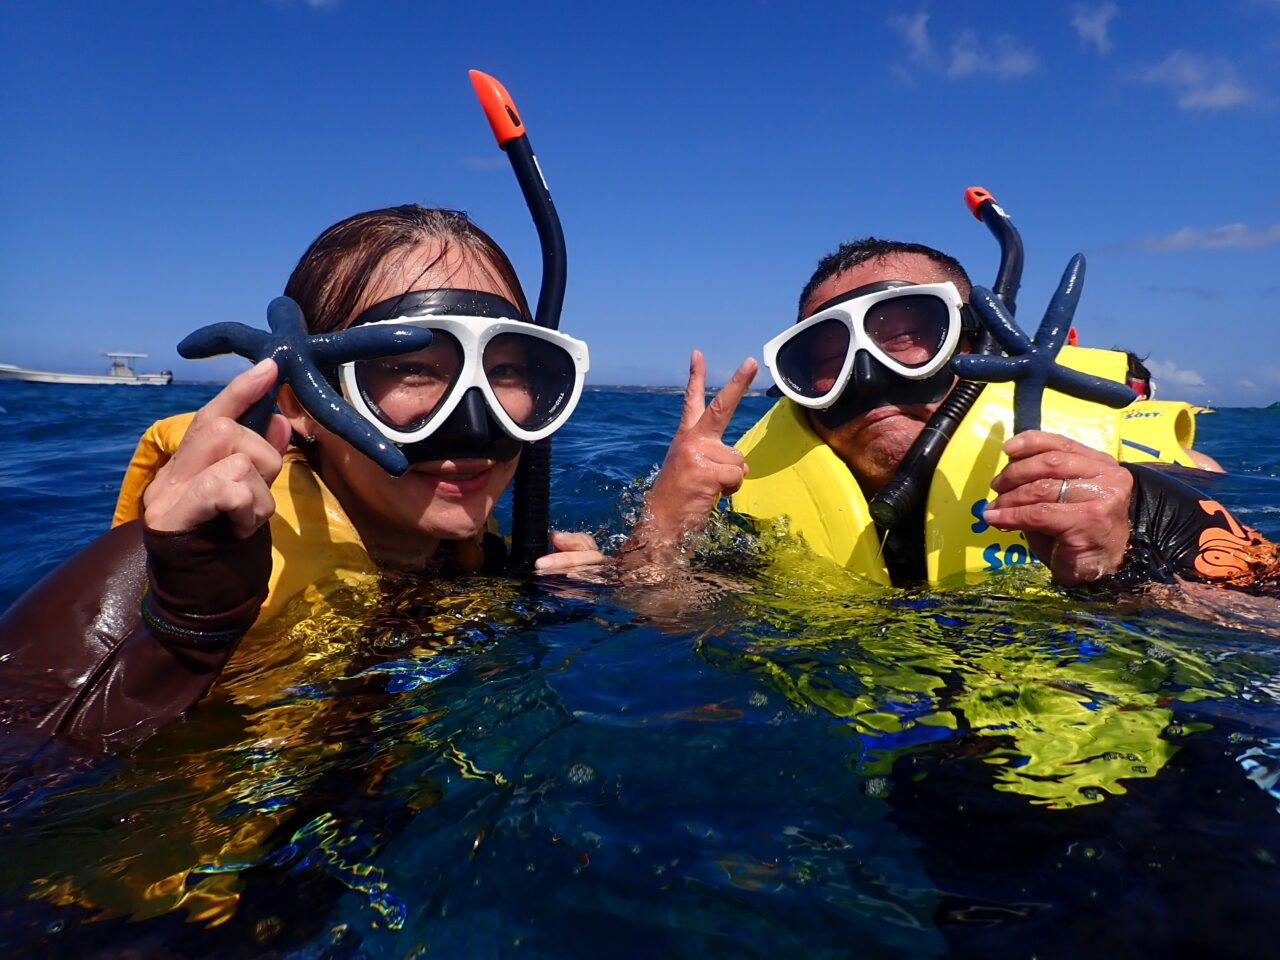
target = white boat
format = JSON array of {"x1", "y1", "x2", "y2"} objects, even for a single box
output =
[{"x1": 0, "y1": 353, "x2": 173, "y2": 386}]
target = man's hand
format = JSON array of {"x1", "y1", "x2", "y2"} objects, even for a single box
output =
[
  {"x1": 143, "y1": 359, "x2": 292, "y2": 538},
  {"x1": 983, "y1": 430, "x2": 1133, "y2": 586},
  {"x1": 633, "y1": 350, "x2": 758, "y2": 557},
  {"x1": 534, "y1": 530, "x2": 607, "y2": 576}
]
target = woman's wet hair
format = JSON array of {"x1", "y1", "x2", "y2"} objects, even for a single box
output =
[
  {"x1": 798, "y1": 237, "x2": 972, "y2": 319},
  {"x1": 284, "y1": 205, "x2": 533, "y2": 333}
]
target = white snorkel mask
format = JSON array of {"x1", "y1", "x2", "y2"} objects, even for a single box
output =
[
  {"x1": 763, "y1": 280, "x2": 968, "y2": 427},
  {"x1": 338, "y1": 288, "x2": 590, "y2": 464}
]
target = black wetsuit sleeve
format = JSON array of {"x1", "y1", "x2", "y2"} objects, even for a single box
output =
[
  {"x1": 1117, "y1": 464, "x2": 1279, "y2": 590},
  {"x1": 0, "y1": 519, "x2": 270, "y2": 755}
]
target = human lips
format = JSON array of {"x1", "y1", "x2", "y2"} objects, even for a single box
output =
[
  {"x1": 411, "y1": 459, "x2": 498, "y2": 495},
  {"x1": 855, "y1": 405, "x2": 909, "y2": 427},
  {"x1": 853, "y1": 403, "x2": 931, "y2": 429},
  {"x1": 845, "y1": 403, "x2": 937, "y2": 443}
]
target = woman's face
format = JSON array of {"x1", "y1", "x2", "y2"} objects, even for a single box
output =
[{"x1": 287, "y1": 241, "x2": 524, "y2": 563}]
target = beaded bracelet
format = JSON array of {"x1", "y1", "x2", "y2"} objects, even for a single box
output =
[{"x1": 141, "y1": 592, "x2": 247, "y2": 647}]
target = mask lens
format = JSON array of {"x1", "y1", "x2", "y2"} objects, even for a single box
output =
[
  {"x1": 483, "y1": 332, "x2": 577, "y2": 430},
  {"x1": 776, "y1": 317, "x2": 850, "y2": 399},
  {"x1": 865, "y1": 295, "x2": 950, "y2": 369},
  {"x1": 354, "y1": 330, "x2": 463, "y2": 430}
]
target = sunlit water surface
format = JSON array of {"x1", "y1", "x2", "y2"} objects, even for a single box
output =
[{"x1": 2, "y1": 383, "x2": 1280, "y2": 959}]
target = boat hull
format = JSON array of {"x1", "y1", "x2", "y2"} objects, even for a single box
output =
[{"x1": 0, "y1": 364, "x2": 172, "y2": 386}]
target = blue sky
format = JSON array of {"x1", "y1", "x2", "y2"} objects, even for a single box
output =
[{"x1": 2, "y1": 0, "x2": 1277, "y2": 406}]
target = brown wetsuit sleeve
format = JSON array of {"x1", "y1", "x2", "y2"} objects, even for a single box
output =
[{"x1": 0, "y1": 518, "x2": 270, "y2": 755}]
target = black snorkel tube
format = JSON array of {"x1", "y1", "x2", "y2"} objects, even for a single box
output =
[
  {"x1": 867, "y1": 186, "x2": 1021, "y2": 529},
  {"x1": 469, "y1": 70, "x2": 567, "y2": 574},
  {"x1": 967, "y1": 187, "x2": 1024, "y2": 318}
]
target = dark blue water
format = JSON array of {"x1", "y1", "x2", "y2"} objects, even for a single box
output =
[{"x1": 2, "y1": 382, "x2": 1280, "y2": 959}]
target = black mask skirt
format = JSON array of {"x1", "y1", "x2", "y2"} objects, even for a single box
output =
[
  {"x1": 812, "y1": 353, "x2": 957, "y2": 429},
  {"x1": 346, "y1": 289, "x2": 527, "y2": 466}
]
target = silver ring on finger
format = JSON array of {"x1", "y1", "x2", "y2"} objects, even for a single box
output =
[{"x1": 1056, "y1": 478, "x2": 1070, "y2": 503}]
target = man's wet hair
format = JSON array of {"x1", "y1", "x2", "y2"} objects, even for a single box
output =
[{"x1": 799, "y1": 237, "x2": 972, "y2": 318}]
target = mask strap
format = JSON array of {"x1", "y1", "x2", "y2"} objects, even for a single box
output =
[{"x1": 351, "y1": 289, "x2": 525, "y2": 326}]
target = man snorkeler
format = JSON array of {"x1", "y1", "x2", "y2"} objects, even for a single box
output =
[{"x1": 631, "y1": 238, "x2": 1278, "y2": 592}]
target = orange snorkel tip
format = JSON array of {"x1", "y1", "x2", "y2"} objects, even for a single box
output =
[
  {"x1": 469, "y1": 69, "x2": 526, "y2": 147},
  {"x1": 965, "y1": 186, "x2": 995, "y2": 220}
]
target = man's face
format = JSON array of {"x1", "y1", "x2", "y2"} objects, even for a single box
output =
[{"x1": 800, "y1": 253, "x2": 969, "y2": 494}]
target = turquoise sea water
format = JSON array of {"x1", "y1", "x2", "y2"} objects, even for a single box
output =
[{"x1": 2, "y1": 381, "x2": 1280, "y2": 959}]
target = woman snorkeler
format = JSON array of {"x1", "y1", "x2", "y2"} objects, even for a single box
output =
[{"x1": 0, "y1": 204, "x2": 604, "y2": 754}]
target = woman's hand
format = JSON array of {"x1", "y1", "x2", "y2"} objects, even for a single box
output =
[
  {"x1": 983, "y1": 430, "x2": 1133, "y2": 586},
  {"x1": 143, "y1": 359, "x2": 292, "y2": 539},
  {"x1": 628, "y1": 350, "x2": 758, "y2": 559},
  {"x1": 534, "y1": 530, "x2": 607, "y2": 575}
]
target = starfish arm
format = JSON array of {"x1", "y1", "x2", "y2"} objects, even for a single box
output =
[
  {"x1": 951, "y1": 353, "x2": 1028, "y2": 382},
  {"x1": 969, "y1": 286, "x2": 1030, "y2": 354},
  {"x1": 291, "y1": 374, "x2": 411, "y2": 476},
  {"x1": 309, "y1": 325, "x2": 435, "y2": 367},
  {"x1": 177, "y1": 324, "x2": 272, "y2": 361},
  {"x1": 1013, "y1": 384, "x2": 1049, "y2": 435},
  {"x1": 266, "y1": 296, "x2": 310, "y2": 337},
  {"x1": 1047, "y1": 365, "x2": 1138, "y2": 409},
  {"x1": 1033, "y1": 253, "x2": 1086, "y2": 351}
]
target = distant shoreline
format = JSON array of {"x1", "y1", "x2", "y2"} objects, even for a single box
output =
[
  {"x1": 12, "y1": 380, "x2": 1266, "y2": 406},
  {"x1": 584, "y1": 385, "x2": 773, "y2": 396},
  {"x1": 160, "y1": 381, "x2": 773, "y2": 395}
]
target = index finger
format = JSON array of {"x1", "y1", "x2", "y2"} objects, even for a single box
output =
[
  {"x1": 163, "y1": 359, "x2": 282, "y2": 484},
  {"x1": 696, "y1": 357, "x2": 759, "y2": 439},
  {"x1": 678, "y1": 350, "x2": 708, "y2": 433},
  {"x1": 194, "y1": 358, "x2": 280, "y2": 427},
  {"x1": 1003, "y1": 429, "x2": 1114, "y2": 464}
]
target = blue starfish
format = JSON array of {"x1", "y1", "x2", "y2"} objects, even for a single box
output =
[
  {"x1": 178, "y1": 296, "x2": 433, "y2": 476},
  {"x1": 951, "y1": 254, "x2": 1136, "y2": 434}
]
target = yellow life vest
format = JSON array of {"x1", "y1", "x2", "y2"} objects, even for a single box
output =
[
  {"x1": 113, "y1": 413, "x2": 505, "y2": 621},
  {"x1": 1117, "y1": 399, "x2": 1199, "y2": 468},
  {"x1": 732, "y1": 345, "x2": 1130, "y2": 585},
  {"x1": 112, "y1": 412, "x2": 199, "y2": 528},
  {"x1": 113, "y1": 413, "x2": 376, "y2": 623}
]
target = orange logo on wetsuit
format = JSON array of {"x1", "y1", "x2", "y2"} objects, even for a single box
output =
[{"x1": 1194, "y1": 500, "x2": 1280, "y2": 585}]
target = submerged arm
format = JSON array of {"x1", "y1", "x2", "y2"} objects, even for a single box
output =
[
  {"x1": 0, "y1": 518, "x2": 269, "y2": 754},
  {"x1": 0, "y1": 363, "x2": 288, "y2": 754}
]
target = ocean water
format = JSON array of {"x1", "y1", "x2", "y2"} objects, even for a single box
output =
[{"x1": 2, "y1": 381, "x2": 1280, "y2": 959}]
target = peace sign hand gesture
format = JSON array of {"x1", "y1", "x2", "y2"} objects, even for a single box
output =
[{"x1": 627, "y1": 350, "x2": 758, "y2": 562}]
